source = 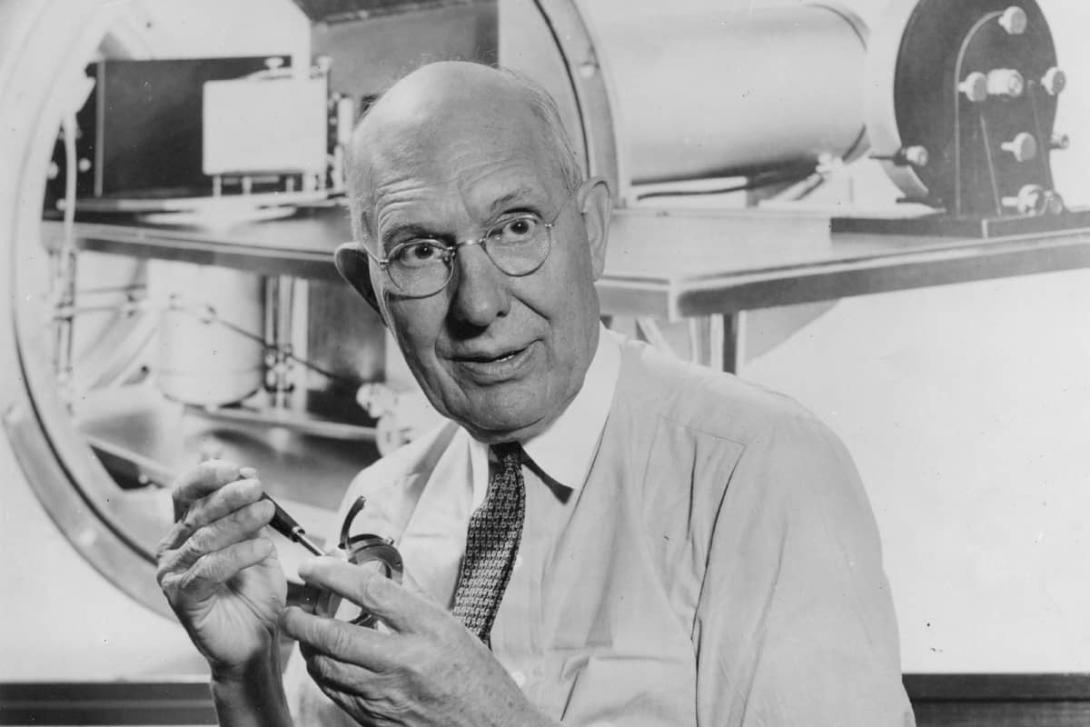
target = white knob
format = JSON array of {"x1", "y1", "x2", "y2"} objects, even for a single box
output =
[
  {"x1": 1002, "y1": 184, "x2": 1045, "y2": 215},
  {"x1": 901, "y1": 146, "x2": 929, "y2": 167},
  {"x1": 1001, "y1": 132, "x2": 1037, "y2": 162},
  {"x1": 999, "y1": 6, "x2": 1028, "y2": 35},
  {"x1": 987, "y1": 69, "x2": 1025, "y2": 98},
  {"x1": 959, "y1": 72, "x2": 989, "y2": 103},
  {"x1": 1042, "y1": 67, "x2": 1066, "y2": 96}
]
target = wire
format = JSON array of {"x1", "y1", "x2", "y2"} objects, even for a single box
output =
[
  {"x1": 168, "y1": 299, "x2": 361, "y2": 389},
  {"x1": 633, "y1": 169, "x2": 815, "y2": 202}
]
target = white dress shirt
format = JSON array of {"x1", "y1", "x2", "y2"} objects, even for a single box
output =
[{"x1": 394, "y1": 324, "x2": 621, "y2": 609}]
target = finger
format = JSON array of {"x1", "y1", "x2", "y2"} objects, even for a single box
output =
[
  {"x1": 170, "y1": 459, "x2": 246, "y2": 520},
  {"x1": 160, "y1": 498, "x2": 276, "y2": 572},
  {"x1": 302, "y1": 647, "x2": 384, "y2": 702},
  {"x1": 280, "y1": 606, "x2": 395, "y2": 668},
  {"x1": 158, "y1": 478, "x2": 268, "y2": 554},
  {"x1": 297, "y1": 557, "x2": 438, "y2": 634},
  {"x1": 159, "y1": 536, "x2": 276, "y2": 602}
]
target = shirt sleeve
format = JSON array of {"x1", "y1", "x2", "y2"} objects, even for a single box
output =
[{"x1": 693, "y1": 414, "x2": 916, "y2": 727}]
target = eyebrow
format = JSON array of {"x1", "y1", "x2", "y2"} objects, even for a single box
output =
[
  {"x1": 487, "y1": 187, "x2": 540, "y2": 216},
  {"x1": 378, "y1": 223, "x2": 442, "y2": 252},
  {"x1": 377, "y1": 187, "x2": 546, "y2": 251}
]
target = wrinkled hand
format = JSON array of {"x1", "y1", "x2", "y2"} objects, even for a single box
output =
[
  {"x1": 282, "y1": 558, "x2": 554, "y2": 727},
  {"x1": 156, "y1": 460, "x2": 286, "y2": 677}
]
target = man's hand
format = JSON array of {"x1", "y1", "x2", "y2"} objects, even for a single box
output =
[
  {"x1": 156, "y1": 460, "x2": 286, "y2": 678},
  {"x1": 282, "y1": 558, "x2": 555, "y2": 727}
]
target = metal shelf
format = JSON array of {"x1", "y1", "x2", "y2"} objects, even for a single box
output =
[{"x1": 43, "y1": 206, "x2": 1090, "y2": 322}]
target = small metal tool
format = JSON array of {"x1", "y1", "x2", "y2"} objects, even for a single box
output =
[{"x1": 262, "y1": 493, "x2": 324, "y2": 556}]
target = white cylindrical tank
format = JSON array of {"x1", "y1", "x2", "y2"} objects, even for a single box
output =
[
  {"x1": 579, "y1": 1, "x2": 869, "y2": 184},
  {"x1": 149, "y1": 261, "x2": 265, "y2": 407}
]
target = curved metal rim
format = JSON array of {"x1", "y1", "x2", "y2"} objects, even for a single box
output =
[
  {"x1": 1, "y1": 1, "x2": 174, "y2": 620},
  {"x1": 529, "y1": 0, "x2": 624, "y2": 203},
  {"x1": 810, "y1": 1, "x2": 872, "y2": 165},
  {"x1": 863, "y1": 0, "x2": 929, "y2": 199}
]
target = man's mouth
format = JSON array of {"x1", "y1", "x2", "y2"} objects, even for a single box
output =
[
  {"x1": 451, "y1": 343, "x2": 535, "y2": 381},
  {"x1": 462, "y1": 348, "x2": 524, "y2": 363}
]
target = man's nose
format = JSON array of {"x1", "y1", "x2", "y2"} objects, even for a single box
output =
[{"x1": 448, "y1": 245, "x2": 510, "y2": 327}]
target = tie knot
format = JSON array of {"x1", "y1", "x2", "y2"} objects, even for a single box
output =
[{"x1": 491, "y1": 441, "x2": 522, "y2": 465}]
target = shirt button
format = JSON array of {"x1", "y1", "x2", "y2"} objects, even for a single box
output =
[{"x1": 510, "y1": 670, "x2": 527, "y2": 687}]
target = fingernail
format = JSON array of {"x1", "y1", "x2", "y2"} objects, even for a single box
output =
[{"x1": 239, "y1": 466, "x2": 258, "y2": 479}]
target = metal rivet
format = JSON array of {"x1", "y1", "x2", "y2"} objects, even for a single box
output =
[{"x1": 1001, "y1": 132, "x2": 1038, "y2": 162}]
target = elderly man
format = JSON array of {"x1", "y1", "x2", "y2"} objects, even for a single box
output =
[{"x1": 157, "y1": 61, "x2": 914, "y2": 726}]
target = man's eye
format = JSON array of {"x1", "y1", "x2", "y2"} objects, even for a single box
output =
[
  {"x1": 391, "y1": 241, "x2": 445, "y2": 268},
  {"x1": 494, "y1": 216, "x2": 540, "y2": 243}
]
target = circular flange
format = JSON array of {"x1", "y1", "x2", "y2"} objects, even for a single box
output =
[{"x1": 866, "y1": 0, "x2": 1057, "y2": 206}]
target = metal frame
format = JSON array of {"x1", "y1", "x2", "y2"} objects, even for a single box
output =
[
  {"x1": 529, "y1": 0, "x2": 624, "y2": 202},
  {"x1": 0, "y1": 1, "x2": 176, "y2": 619}
]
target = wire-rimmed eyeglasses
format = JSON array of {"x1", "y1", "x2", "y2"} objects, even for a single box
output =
[{"x1": 357, "y1": 191, "x2": 579, "y2": 298}]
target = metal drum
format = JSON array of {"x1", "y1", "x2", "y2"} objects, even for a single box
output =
[
  {"x1": 501, "y1": 0, "x2": 869, "y2": 196},
  {"x1": 151, "y1": 262, "x2": 265, "y2": 407}
]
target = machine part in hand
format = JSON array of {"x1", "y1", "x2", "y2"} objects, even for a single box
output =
[{"x1": 305, "y1": 496, "x2": 404, "y2": 628}]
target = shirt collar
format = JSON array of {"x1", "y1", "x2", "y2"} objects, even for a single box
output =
[
  {"x1": 465, "y1": 325, "x2": 621, "y2": 498},
  {"x1": 523, "y1": 324, "x2": 621, "y2": 491}
]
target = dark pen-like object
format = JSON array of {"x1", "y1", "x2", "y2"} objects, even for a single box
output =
[{"x1": 262, "y1": 493, "x2": 324, "y2": 556}]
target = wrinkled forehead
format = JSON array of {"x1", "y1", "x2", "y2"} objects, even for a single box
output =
[{"x1": 356, "y1": 98, "x2": 562, "y2": 237}]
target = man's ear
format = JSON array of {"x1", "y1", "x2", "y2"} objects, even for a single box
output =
[
  {"x1": 578, "y1": 177, "x2": 613, "y2": 279},
  {"x1": 334, "y1": 243, "x2": 385, "y2": 323}
]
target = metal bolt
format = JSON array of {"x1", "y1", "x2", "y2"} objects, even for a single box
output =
[
  {"x1": 1002, "y1": 184, "x2": 1046, "y2": 215},
  {"x1": 77, "y1": 157, "x2": 91, "y2": 173},
  {"x1": 998, "y1": 6, "x2": 1028, "y2": 35},
  {"x1": 987, "y1": 68, "x2": 1025, "y2": 97},
  {"x1": 959, "y1": 72, "x2": 989, "y2": 103},
  {"x1": 1001, "y1": 132, "x2": 1038, "y2": 162},
  {"x1": 1050, "y1": 132, "x2": 1070, "y2": 150},
  {"x1": 1041, "y1": 67, "x2": 1066, "y2": 96},
  {"x1": 901, "y1": 146, "x2": 929, "y2": 167}
]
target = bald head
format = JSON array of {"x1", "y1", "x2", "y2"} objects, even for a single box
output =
[{"x1": 345, "y1": 62, "x2": 582, "y2": 245}]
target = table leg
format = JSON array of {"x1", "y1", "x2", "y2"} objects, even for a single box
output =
[{"x1": 688, "y1": 313, "x2": 745, "y2": 373}]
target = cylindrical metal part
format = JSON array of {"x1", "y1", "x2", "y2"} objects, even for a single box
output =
[
  {"x1": 569, "y1": 1, "x2": 868, "y2": 184},
  {"x1": 987, "y1": 68, "x2": 1025, "y2": 97},
  {"x1": 150, "y1": 262, "x2": 265, "y2": 407}
]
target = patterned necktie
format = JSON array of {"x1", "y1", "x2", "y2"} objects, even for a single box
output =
[{"x1": 452, "y1": 442, "x2": 526, "y2": 647}]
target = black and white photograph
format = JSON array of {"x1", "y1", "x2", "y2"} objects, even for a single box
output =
[{"x1": 1, "y1": 0, "x2": 1088, "y2": 724}]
